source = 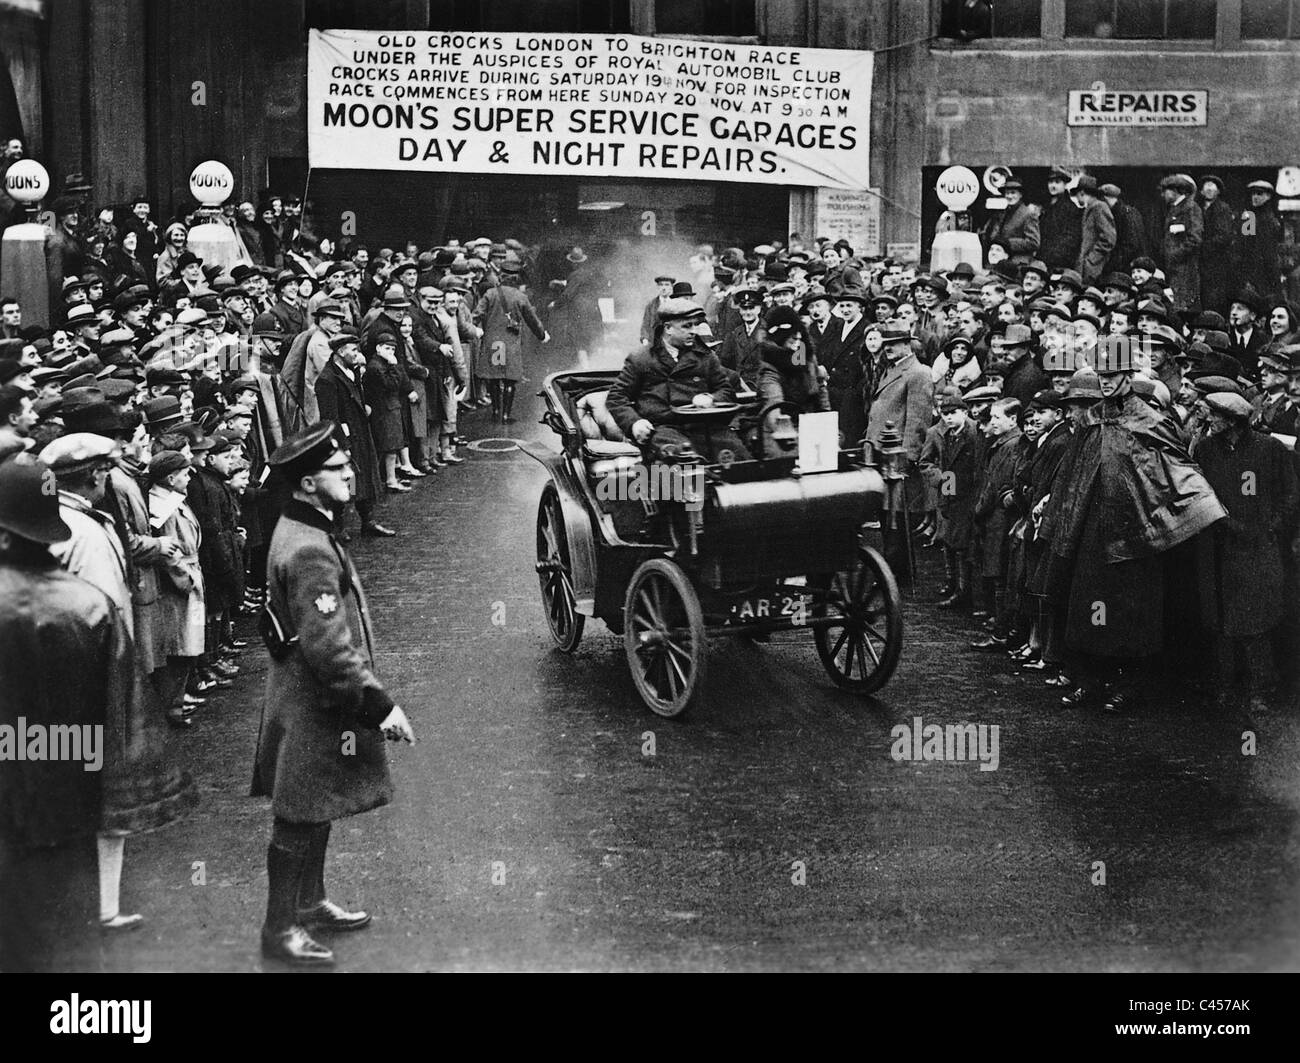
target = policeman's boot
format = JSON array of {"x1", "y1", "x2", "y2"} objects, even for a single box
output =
[
  {"x1": 296, "y1": 823, "x2": 371, "y2": 933},
  {"x1": 261, "y1": 843, "x2": 334, "y2": 966},
  {"x1": 488, "y1": 381, "x2": 502, "y2": 421},
  {"x1": 501, "y1": 382, "x2": 517, "y2": 423}
]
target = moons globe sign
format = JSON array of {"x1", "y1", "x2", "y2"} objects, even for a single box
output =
[
  {"x1": 189, "y1": 161, "x2": 234, "y2": 207},
  {"x1": 307, "y1": 29, "x2": 873, "y2": 190},
  {"x1": 935, "y1": 166, "x2": 980, "y2": 211},
  {"x1": 4, "y1": 159, "x2": 50, "y2": 204}
]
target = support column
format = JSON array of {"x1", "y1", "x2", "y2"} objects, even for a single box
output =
[{"x1": 86, "y1": 0, "x2": 148, "y2": 205}]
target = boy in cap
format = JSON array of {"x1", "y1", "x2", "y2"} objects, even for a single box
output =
[
  {"x1": 929, "y1": 389, "x2": 979, "y2": 609},
  {"x1": 968, "y1": 398, "x2": 1027, "y2": 649},
  {"x1": 252, "y1": 422, "x2": 414, "y2": 966},
  {"x1": 188, "y1": 430, "x2": 247, "y2": 688}
]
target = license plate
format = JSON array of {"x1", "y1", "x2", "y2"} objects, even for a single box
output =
[{"x1": 730, "y1": 593, "x2": 811, "y2": 624}]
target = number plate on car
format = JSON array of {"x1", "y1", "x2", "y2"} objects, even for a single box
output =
[{"x1": 729, "y1": 593, "x2": 811, "y2": 624}]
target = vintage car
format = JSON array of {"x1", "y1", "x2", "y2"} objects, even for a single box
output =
[{"x1": 524, "y1": 369, "x2": 904, "y2": 718}]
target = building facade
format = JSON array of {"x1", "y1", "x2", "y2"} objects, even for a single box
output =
[{"x1": 4, "y1": 0, "x2": 1298, "y2": 263}]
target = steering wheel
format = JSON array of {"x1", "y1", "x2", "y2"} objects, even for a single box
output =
[{"x1": 744, "y1": 400, "x2": 806, "y2": 458}]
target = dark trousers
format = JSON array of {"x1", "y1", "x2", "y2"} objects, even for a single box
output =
[{"x1": 649, "y1": 423, "x2": 752, "y2": 465}]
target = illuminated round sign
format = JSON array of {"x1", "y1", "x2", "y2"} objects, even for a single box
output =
[
  {"x1": 935, "y1": 166, "x2": 980, "y2": 212},
  {"x1": 4, "y1": 159, "x2": 50, "y2": 205},
  {"x1": 189, "y1": 160, "x2": 234, "y2": 207}
]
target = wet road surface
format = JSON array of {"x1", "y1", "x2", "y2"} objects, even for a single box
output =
[{"x1": 69, "y1": 338, "x2": 1300, "y2": 972}]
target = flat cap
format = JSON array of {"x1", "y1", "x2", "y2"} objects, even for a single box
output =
[
  {"x1": 657, "y1": 298, "x2": 707, "y2": 324},
  {"x1": 963, "y1": 384, "x2": 1003, "y2": 403},
  {"x1": 1205, "y1": 392, "x2": 1254, "y2": 419},
  {"x1": 38, "y1": 432, "x2": 119, "y2": 472}
]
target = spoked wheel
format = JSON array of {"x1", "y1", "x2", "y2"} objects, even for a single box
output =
[
  {"x1": 536, "y1": 485, "x2": 584, "y2": 652},
  {"x1": 623, "y1": 558, "x2": 706, "y2": 718},
  {"x1": 813, "y1": 546, "x2": 903, "y2": 694}
]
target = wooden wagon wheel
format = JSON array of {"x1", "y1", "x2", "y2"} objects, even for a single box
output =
[
  {"x1": 536, "y1": 485, "x2": 585, "y2": 653},
  {"x1": 623, "y1": 558, "x2": 706, "y2": 718},
  {"x1": 813, "y1": 545, "x2": 903, "y2": 695}
]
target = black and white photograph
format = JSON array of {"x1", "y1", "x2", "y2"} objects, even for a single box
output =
[{"x1": 0, "y1": 0, "x2": 1296, "y2": 1015}]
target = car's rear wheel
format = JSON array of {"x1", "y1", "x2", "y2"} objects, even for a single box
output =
[
  {"x1": 537, "y1": 485, "x2": 584, "y2": 652},
  {"x1": 624, "y1": 558, "x2": 706, "y2": 718}
]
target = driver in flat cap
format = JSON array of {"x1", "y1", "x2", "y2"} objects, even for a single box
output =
[
  {"x1": 606, "y1": 299, "x2": 752, "y2": 464},
  {"x1": 251, "y1": 422, "x2": 414, "y2": 967}
]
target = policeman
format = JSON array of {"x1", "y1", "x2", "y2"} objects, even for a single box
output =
[{"x1": 252, "y1": 422, "x2": 415, "y2": 966}]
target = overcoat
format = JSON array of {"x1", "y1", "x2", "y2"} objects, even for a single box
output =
[
  {"x1": 1077, "y1": 198, "x2": 1117, "y2": 285},
  {"x1": 606, "y1": 341, "x2": 735, "y2": 437},
  {"x1": 1162, "y1": 194, "x2": 1205, "y2": 313},
  {"x1": 929, "y1": 419, "x2": 980, "y2": 551},
  {"x1": 107, "y1": 462, "x2": 170, "y2": 674},
  {"x1": 1039, "y1": 391, "x2": 1227, "y2": 656},
  {"x1": 187, "y1": 466, "x2": 244, "y2": 613},
  {"x1": 475, "y1": 281, "x2": 545, "y2": 380},
  {"x1": 251, "y1": 500, "x2": 395, "y2": 823},
  {"x1": 866, "y1": 352, "x2": 935, "y2": 462},
  {"x1": 362, "y1": 356, "x2": 409, "y2": 454},
  {"x1": 147, "y1": 485, "x2": 206, "y2": 659},
  {"x1": 818, "y1": 315, "x2": 869, "y2": 446},
  {"x1": 1199, "y1": 197, "x2": 1237, "y2": 314},
  {"x1": 1040, "y1": 194, "x2": 1083, "y2": 270},
  {"x1": 981, "y1": 202, "x2": 1040, "y2": 265},
  {"x1": 1193, "y1": 427, "x2": 1299, "y2": 637},
  {"x1": 972, "y1": 428, "x2": 1026, "y2": 577},
  {"x1": 316, "y1": 358, "x2": 382, "y2": 505},
  {"x1": 718, "y1": 321, "x2": 767, "y2": 392}
]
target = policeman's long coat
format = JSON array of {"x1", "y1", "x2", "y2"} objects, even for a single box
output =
[
  {"x1": 1193, "y1": 427, "x2": 1299, "y2": 637},
  {"x1": 252, "y1": 500, "x2": 395, "y2": 822}
]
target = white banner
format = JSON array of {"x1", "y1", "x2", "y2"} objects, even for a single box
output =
[{"x1": 307, "y1": 30, "x2": 872, "y2": 190}]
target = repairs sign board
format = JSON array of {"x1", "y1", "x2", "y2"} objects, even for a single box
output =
[{"x1": 1067, "y1": 85, "x2": 1208, "y2": 127}]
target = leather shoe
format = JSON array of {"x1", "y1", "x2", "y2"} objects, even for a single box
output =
[
  {"x1": 298, "y1": 900, "x2": 372, "y2": 933},
  {"x1": 969, "y1": 634, "x2": 1009, "y2": 651},
  {"x1": 361, "y1": 521, "x2": 397, "y2": 537},
  {"x1": 261, "y1": 925, "x2": 336, "y2": 966},
  {"x1": 1045, "y1": 673, "x2": 1074, "y2": 688},
  {"x1": 1060, "y1": 685, "x2": 1093, "y2": 707},
  {"x1": 226, "y1": 637, "x2": 250, "y2": 650},
  {"x1": 1017, "y1": 658, "x2": 1048, "y2": 671},
  {"x1": 1102, "y1": 690, "x2": 1136, "y2": 714},
  {"x1": 209, "y1": 659, "x2": 240, "y2": 678},
  {"x1": 936, "y1": 592, "x2": 971, "y2": 609},
  {"x1": 441, "y1": 452, "x2": 465, "y2": 464},
  {"x1": 386, "y1": 482, "x2": 412, "y2": 493},
  {"x1": 970, "y1": 609, "x2": 990, "y2": 620}
]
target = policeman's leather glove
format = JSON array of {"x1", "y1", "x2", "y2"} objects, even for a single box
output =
[{"x1": 380, "y1": 705, "x2": 415, "y2": 744}]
